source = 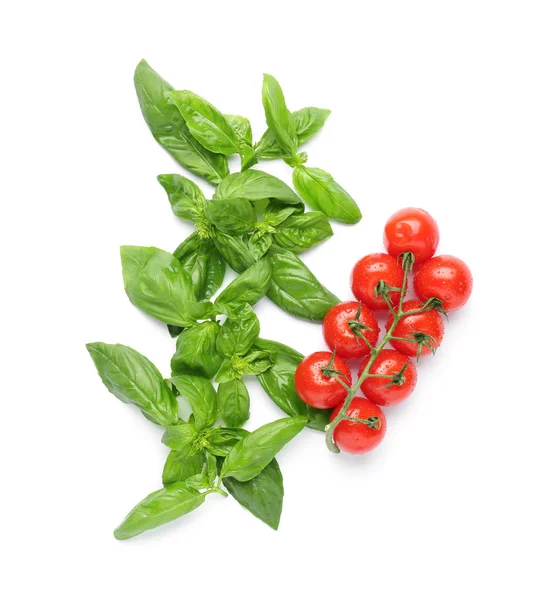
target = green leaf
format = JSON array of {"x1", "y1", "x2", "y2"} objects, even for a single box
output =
[
  {"x1": 221, "y1": 415, "x2": 307, "y2": 482},
  {"x1": 223, "y1": 458, "x2": 283, "y2": 530},
  {"x1": 157, "y1": 174, "x2": 205, "y2": 222},
  {"x1": 171, "y1": 321, "x2": 223, "y2": 379},
  {"x1": 168, "y1": 90, "x2": 240, "y2": 155},
  {"x1": 214, "y1": 170, "x2": 301, "y2": 205},
  {"x1": 261, "y1": 74, "x2": 297, "y2": 157},
  {"x1": 216, "y1": 304, "x2": 260, "y2": 358},
  {"x1": 263, "y1": 201, "x2": 302, "y2": 227},
  {"x1": 242, "y1": 350, "x2": 274, "y2": 375},
  {"x1": 215, "y1": 258, "x2": 272, "y2": 310},
  {"x1": 253, "y1": 338, "x2": 331, "y2": 432},
  {"x1": 170, "y1": 374, "x2": 218, "y2": 430},
  {"x1": 134, "y1": 60, "x2": 229, "y2": 185},
  {"x1": 212, "y1": 231, "x2": 255, "y2": 273},
  {"x1": 114, "y1": 482, "x2": 206, "y2": 540},
  {"x1": 224, "y1": 114, "x2": 253, "y2": 146},
  {"x1": 217, "y1": 379, "x2": 250, "y2": 427},
  {"x1": 205, "y1": 198, "x2": 255, "y2": 236},
  {"x1": 266, "y1": 245, "x2": 339, "y2": 321},
  {"x1": 163, "y1": 450, "x2": 214, "y2": 486},
  {"x1": 240, "y1": 144, "x2": 258, "y2": 171},
  {"x1": 214, "y1": 358, "x2": 241, "y2": 383},
  {"x1": 292, "y1": 166, "x2": 361, "y2": 225},
  {"x1": 273, "y1": 211, "x2": 333, "y2": 252},
  {"x1": 161, "y1": 421, "x2": 200, "y2": 451},
  {"x1": 257, "y1": 107, "x2": 331, "y2": 159},
  {"x1": 203, "y1": 427, "x2": 249, "y2": 456},
  {"x1": 248, "y1": 230, "x2": 273, "y2": 261}
]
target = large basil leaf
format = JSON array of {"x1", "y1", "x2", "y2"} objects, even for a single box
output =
[
  {"x1": 205, "y1": 199, "x2": 255, "y2": 236},
  {"x1": 223, "y1": 458, "x2": 283, "y2": 530},
  {"x1": 253, "y1": 338, "x2": 331, "y2": 431},
  {"x1": 216, "y1": 304, "x2": 260, "y2": 358},
  {"x1": 121, "y1": 246, "x2": 211, "y2": 327},
  {"x1": 273, "y1": 211, "x2": 333, "y2": 252},
  {"x1": 217, "y1": 379, "x2": 250, "y2": 428},
  {"x1": 170, "y1": 374, "x2": 218, "y2": 430},
  {"x1": 224, "y1": 114, "x2": 253, "y2": 146},
  {"x1": 215, "y1": 258, "x2": 272, "y2": 310},
  {"x1": 171, "y1": 321, "x2": 223, "y2": 378},
  {"x1": 221, "y1": 415, "x2": 307, "y2": 482},
  {"x1": 266, "y1": 245, "x2": 339, "y2": 321},
  {"x1": 161, "y1": 421, "x2": 200, "y2": 452},
  {"x1": 113, "y1": 482, "x2": 206, "y2": 540},
  {"x1": 212, "y1": 231, "x2": 255, "y2": 273},
  {"x1": 214, "y1": 170, "x2": 301, "y2": 205},
  {"x1": 292, "y1": 166, "x2": 361, "y2": 224},
  {"x1": 163, "y1": 450, "x2": 210, "y2": 486},
  {"x1": 203, "y1": 427, "x2": 249, "y2": 456},
  {"x1": 169, "y1": 90, "x2": 240, "y2": 155},
  {"x1": 157, "y1": 174, "x2": 205, "y2": 221},
  {"x1": 86, "y1": 342, "x2": 178, "y2": 428},
  {"x1": 134, "y1": 60, "x2": 229, "y2": 185},
  {"x1": 261, "y1": 74, "x2": 297, "y2": 157},
  {"x1": 257, "y1": 107, "x2": 331, "y2": 159}
]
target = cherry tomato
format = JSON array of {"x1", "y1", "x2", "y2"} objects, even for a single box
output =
[
  {"x1": 330, "y1": 397, "x2": 386, "y2": 454},
  {"x1": 414, "y1": 254, "x2": 473, "y2": 311},
  {"x1": 351, "y1": 253, "x2": 404, "y2": 311},
  {"x1": 359, "y1": 349, "x2": 417, "y2": 406},
  {"x1": 386, "y1": 299, "x2": 444, "y2": 358},
  {"x1": 294, "y1": 351, "x2": 352, "y2": 409},
  {"x1": 323, "y1": 301, "x2": 379, "y2": 359},
  {"x1": 383, "y1": 207, "x2": 439, "y2": 264}
]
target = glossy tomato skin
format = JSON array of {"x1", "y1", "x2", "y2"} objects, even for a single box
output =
[
  {"x1": 386, "y1": 299, "x2": 444, "y2": 357},
  {"x1": 294, "y1": 351, "x2": 352, "y2": 409},
  {"x1": 330, "y1": 397, "x2": 386, "y2": 454},
  {"x1": 359, "y1": 349, "x2": 417, "y2": 406},
  {"x1": 383, "y1": 207, "x2": 439, "y2": 264},
  {"x1": 351, "y1": 253, "x2": 404, "y2": 311},
  {"x1": 323, "y1": 301, "x2": 379, "y2": 359},
  {"x1": 414, "y1": 255, "x2": 473, "y2": 311}
]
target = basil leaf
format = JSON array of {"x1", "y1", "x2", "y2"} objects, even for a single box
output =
[
  {"x1": 167, "y1": 325, "x2": 185, "y2": 338},
  {"x1": 214, "y1": 170, "x2": 301, "y2": 205},
  {"x1": 217, "y1": 379, "x2": 250, "y2": 427},
  {"x1": 214, "y1": 358, "x2": 240, "y2": 383},
  {"x1": 170, "y1": 374, "x2": 218, "y2": 430},
  {"x1": 216, "y1": 304, "x2": 260, "y2": 358},
  {"x1": 205, "y1": 198, "x2": 255, "y2": 236},
  {"x1": 221, "y1": 415, "x2": 307, "y2": 482},
  {"x1": 263, "y1": 201, "x2": 302, "y2": 227},
  {"x1": 253, "y1": 338, "x2": 331, "y2": 432},
  {"x1": 215, "y1": 258, "x2": 272, "y2": 310},
  {"x1": 265, "y1": 245, "x2": 339, "y2": 321},
  {"x1": 273, "y1": 211, "x2": 333, "y2": 253},
  {"x1": 134, "y1": 60, "x2": 229, "y2": 185},
  {"x1": 248, "y1": 230, "x2": 273, "y2": 261},
  {"x1": 184, "y1": 452, "x2": 218, "y2": 488},
  {"x1": 292, "y1": 166, "x2": 362, "y2": 225},
  {"x1": 86, "y1": 342, "x2": 178, "y2": 428},
  {"x1": 212, "y1": 231, "x2": 255, "y2": 273},
  {"x1": 242, "y1": 350, "x2": 274, "y2": 375},
  {"x1": 114, "y1": 482, "x2": 206, "y2": 540},
  {"x1": 261, "y1": 74, "x2": 297, "y2": 157},
  {"x1": 171, "y1": 321, "x2": 223, "y2": 379},
  {"x1": 240, "y1": 144, "x2": 258, "y2": 171},
  {"x1": 163, "y1": 450, "x2": 213, "y2": 486},
  {"x1": 161, "y1": 421, "x2": 200, "y2": 451},
  {"x1": 121, "y1": 246, "x2": 212, "y2": 327},
  {"x1": 168, "y1": 90, "x2": 240, "y2": 155},
  {"x1": 224, "y1": 114, "x2": 253, "y2": 146},
  {"x1": 223, "y1": 458, "x2": 283, "y2": 530},
  {"x1": 157, "y1": 174, "x2": 205, "y2": 222},
  {"x1": 204, "y1": 427, "x2": 249, "y2": 456}
]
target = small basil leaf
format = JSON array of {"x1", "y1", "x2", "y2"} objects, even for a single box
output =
[
  {"x1": 240, "y1": 144, "x2": 258, "y2": 171},
  {"x1": 266, "y1": 245, "x2": 339, "y2": 321},
  {"x1": 163, "y1": 451, "x2": 209, "y2": 486},
  {"x1": 216, "y1": 304, "x2": 260, "y2": 358},
  {"x1": 204, "y1": 427, "x2": 249, "y2": 456},
  {"x1": 170, "y1": 374, "x2": 218, "y2": 430},
  {"x1": 248, "y1": 231, "x2": 273, "y2": 261},
  {"x1": 221, "y1": 415, "x2": 307, "y2": 482},
  {"x1": 215, "y1": 258, "x2": 272, "y2": 310},
  {"x1": 114, "y1": 482, "x2": 206, "y2": 540},
  {"x1": 86, "y1": 342, "x2": 178, "y2": 428},
  {"x1": 261, "y1": 74, "x2": 297, "y2": 157},
  {"x1": 171, "y1": 321, "x2": 223, "y2": 379},
  {"x1": 157, "y1": 174, "x2": 205, "y2": 222},
  {"x1": 212, "y1": 231, "x2": 255, "y2": 273},
  {"x1": 205, "y1": 198, "x2": 255, "y2": 236},
  {"x1": 292, "y1": 166, "x2": 362, "y2": 225},
  {"x1": 263, "y1": 201, "x2": 302, "y2": 227},
  {"x1": 224, "y1": 114, "x2": 253, "y2": 146},
  {"x1": 169, "y1": 90, "x2": 240, "y2": 155},
  {"x1": 214, "y1": 358, "x2": 240, "y2": 384},
  {"x1": 217, "y1": 379, "x2": 250, "y2": 428},
  {"x1": 273, "y1": 211, "x2": 333, "y2": 253},
  {"x1": 253, "y1": 338, "x2": 331, "y2": 432},
  {"x1": 134, "y1": 60, "x2": 229, "y2": 185},
  {"x1": 223, "y1": 458, "x2": 283, "y2": 530},
  {"x1": 161, "y1": 422, "x2": 200, "y2": 451},
  {"x1": 214, "y1": 170, "x2": 301, "y2": 205},
  {"x1": 242, "y1": 350, "x2": 274, "y2": 375}
]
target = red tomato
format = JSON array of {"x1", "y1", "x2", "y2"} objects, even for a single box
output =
[
  {"x1": 294, "y1": 351, "x2": 352, "y2": 409},
  {"x1": 359, "y1": 349, "x2": 417, "y2": 406},
  {"x1": 386, "y1": 299, "x2": 444, "y2": 358},
  {"x1": 330, "y1": 397, "x2": 386, "y2": 454},
  {"x1": 351, "y1": 253, "x2": 404, "y2": 311},
  {"x1": 323, "y1": 301, "x2": 379, "y2": 359},
  {"x1": 383, "y1": 207, "x2": 439, "y2": 264},
  {"x1": 414, "y1": 255, "x2": 473, "y2": 311}
]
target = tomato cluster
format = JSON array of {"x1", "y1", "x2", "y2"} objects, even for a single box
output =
[{"x1": 295, "y1": 208, "x2": 473, "y2": 454}]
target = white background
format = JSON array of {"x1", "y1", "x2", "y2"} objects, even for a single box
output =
[{"x1": 2, "y1": 1, "x2": 555, "y2": 598}]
